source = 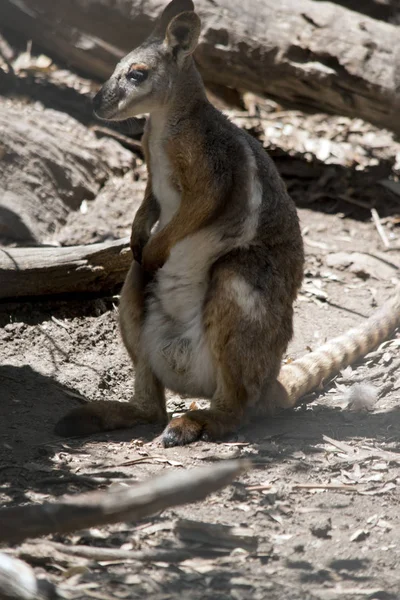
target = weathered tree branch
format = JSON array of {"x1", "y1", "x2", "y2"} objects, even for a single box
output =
[
  {"x1": 0, "y1": 0, "x2": 400, "y2": 134},
  {"x1": 0, "y1": 96, "x2": 133, "y2": 245},
  {"x1": 0, "y1": 460, "x2": 249, "y2": 545},
  {"x1": 0, "y1": 237, "x2": 131, "y2": 299}
]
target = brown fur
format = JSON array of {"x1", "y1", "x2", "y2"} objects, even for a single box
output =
[
  {"x1": 55, "y1": 0, "x2": 400, "y2": 445},
  {"x1": 141, "y1": 131, "x2": 232, "y2": 272}
]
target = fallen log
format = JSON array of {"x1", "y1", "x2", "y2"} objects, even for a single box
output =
[
  {"x1": 0, "y1": 460, "x2": 249, "y2": 544},
  {"x1": 0, "y1": 95, "x2": 133, "y2": 245},
  {"x1": 0, "y1": 0, "x2": 400, "y2": 135},
  {"x1": 0, "y1": 65, "x2": 95, "y2": 126},
  {"x1": 0, "y1": 237, "x2": 131, "y2": 299}
]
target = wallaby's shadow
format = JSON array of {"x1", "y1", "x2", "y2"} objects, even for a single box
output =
[{"x1": 2, "y1": 362, "x2": 399, "y2": 507}]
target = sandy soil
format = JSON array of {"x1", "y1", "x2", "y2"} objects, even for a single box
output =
[{"x1": 1, "y1": 199, "x2": 400, "y2": 600}]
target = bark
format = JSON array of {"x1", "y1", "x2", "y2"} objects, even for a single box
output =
[
  {"x1": 0, "y1": 96, "x2": 133, "y2": 245},
  {"x1": 0, "y1": 0, "x2": 400, "y2": 135},
  {"x1": 0, "y1": 460, "x2": 249, "y2": 544},
  {"x1": 0, "y1": 237, "x2": 131, "y2": 299}
]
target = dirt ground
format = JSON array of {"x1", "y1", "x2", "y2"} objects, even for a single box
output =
[{"x1": 1, "y1": 73, "x2": 400, "y2": 600}]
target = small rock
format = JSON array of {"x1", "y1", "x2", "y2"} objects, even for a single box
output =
[
  {"x1": 230, "y1": 482, "x2": 248, "y2": 502},
  {"x1": 310, "y1": 517, "x2": 332, "y2": 539}
]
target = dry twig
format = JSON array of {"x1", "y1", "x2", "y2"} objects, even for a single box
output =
[
  {"x1": 0, "y1": 460, "x2": 249, "y2": 545},
  {"x1": 247, "y1": 483, "x2": 358, "y2": 493},
  {"x1": 175, "y1": 519, "x2": 258, "y2": 552},
  {"x1": 322, "y1": 434, "x2": 400, "y2": 465},
  {"x1": 371, "y1": 208, "x2": 390, "y2": 249},
  {"x1": 13, "y1": 540, "x2": 226, "y2": 566},
  {"x1": 91, "y1": 125, "x2": 143, "y2": 154}
]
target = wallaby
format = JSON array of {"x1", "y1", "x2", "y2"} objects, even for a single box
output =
[{"x1": 56, "y1": 0, "x2": 400, "y2": 446}]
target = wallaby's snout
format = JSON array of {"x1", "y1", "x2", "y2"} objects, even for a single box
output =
[{"x1": 93, "y1": 79, "x2": 122, "y2": 120}]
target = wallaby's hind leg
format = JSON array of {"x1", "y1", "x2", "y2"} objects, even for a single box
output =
[
  {"x1": 119, "y1": 262, "x2": 154, "y2": 367},
  {"x1": 119, "y1": 263, "x2": 167, "y2": 423},
  {"x1": 55, "y1": 262, "x2": 167, "y2": 437},
  {"x1": 162, "y1": 250, "x2": 291, "y2": 447}
]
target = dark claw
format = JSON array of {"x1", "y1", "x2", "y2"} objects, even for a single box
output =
[{"x1": 162, "y1": 428, "x2": 182, "y2": 447}]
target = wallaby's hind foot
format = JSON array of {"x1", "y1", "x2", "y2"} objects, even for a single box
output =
[
  {"x1": 55, "y1": 363, "x2": 167, "y2": 437},
  {"x1": 55, "y1": 400, "x2": 168, "y2": 437}
]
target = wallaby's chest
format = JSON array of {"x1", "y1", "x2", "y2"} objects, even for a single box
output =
[
  {"x1": 143, "y1": 125, "x2": 218, "y2": 397},
  {"x1": 148, "y1": 131, "x2": 181, "y2": 230}
]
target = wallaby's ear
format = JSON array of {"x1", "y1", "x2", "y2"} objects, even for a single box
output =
[
  {"x1": 160, "y1": 0, "x2": 195, "y2": 31},
  {"x1": 151, "y1": 0, "x2": 195, "y2": 39},
  {"x1": 166, "y1": 11, "x2": 201, "y2": 57}
]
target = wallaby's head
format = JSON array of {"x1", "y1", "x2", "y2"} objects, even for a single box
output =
[{"x1": 93, "y1": 0, "x2": 201, "y2": 120}]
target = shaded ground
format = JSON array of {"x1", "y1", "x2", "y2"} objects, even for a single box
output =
[{"x1": 0, "y1": 46, "x2": 400, "y2": 600}]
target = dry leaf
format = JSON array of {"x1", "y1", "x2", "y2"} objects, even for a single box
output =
[
  {"x1": 350, "y1": 529, "x2": 370, "y2": 542},
  {"x1": 361, "y1": 482, "x2": 396, "y2": 496}
]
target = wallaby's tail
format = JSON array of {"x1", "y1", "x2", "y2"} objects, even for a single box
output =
[{"x1": 277, "y1": 286, "x2": 400, "y2": 408}]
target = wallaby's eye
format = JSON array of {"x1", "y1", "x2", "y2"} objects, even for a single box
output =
[{"x1": 126, "y1": 69, "x2": 149, "y2": 84}]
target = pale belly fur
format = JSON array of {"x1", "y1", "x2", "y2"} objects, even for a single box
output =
[
  {"x1": 142, "y1": 122, "x2": 261, "y2": 398},
  {"x1": 142, "y1": 125, "x2": 219, "y2": 396},
  {"x1": 141, "y1": 228, "x2": 221, "y2": 398}
]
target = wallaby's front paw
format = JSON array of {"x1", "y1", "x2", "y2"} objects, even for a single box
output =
[{"x1": 130, "y1": 231, "x2": 149, "y2": 265}]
